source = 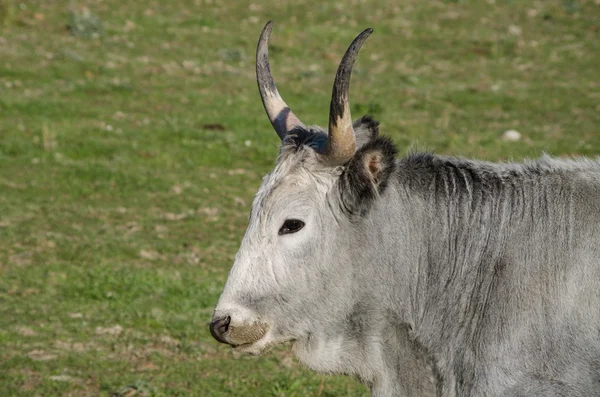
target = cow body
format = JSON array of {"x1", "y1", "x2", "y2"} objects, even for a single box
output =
[
  {"x1": 398, "y1": 154, "x2": 600, "y2": 397},
  {"x1": 210, "y1": 21, "x2": 600, "y2": 397},
  {"x1": 298, "y1": 152, "x2": 600, "y2": 396}
]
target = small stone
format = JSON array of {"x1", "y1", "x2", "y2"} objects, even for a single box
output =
[{"x1": 502, "y1": 130, "x2": 521, "y2": 142}]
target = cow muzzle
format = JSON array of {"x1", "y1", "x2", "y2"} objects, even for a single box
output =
[{"x1": 209, "y1": 313, "x2": 268, "y2": 348}]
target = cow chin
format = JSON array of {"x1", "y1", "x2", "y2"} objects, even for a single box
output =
[{"x1": 233, "y1": 329, "x2": 295, "y2": 356}]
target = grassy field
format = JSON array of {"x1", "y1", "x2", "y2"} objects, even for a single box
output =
[{"x1": 0, "y1": 0, "x2": 598, "y2": 395}]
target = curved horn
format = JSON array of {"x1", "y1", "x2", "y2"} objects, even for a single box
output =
[
  {"x1": 256, "y1": 21, "x2": 305, "y2": 140},
  {"x1": 326, "y1": 28, "x2": 373, "y2": 164}
]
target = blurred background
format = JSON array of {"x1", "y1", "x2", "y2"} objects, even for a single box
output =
[{"x1": 0, "y1": 0, "x2": 598, "y2": 396}]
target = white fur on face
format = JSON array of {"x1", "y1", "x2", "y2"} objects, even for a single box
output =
[{"x1": 214, "y1": 149, "x2": 341, "y2": 352}]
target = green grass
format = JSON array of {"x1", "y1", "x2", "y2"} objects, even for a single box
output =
[{"x1": 0, "y1": 0, "x2": 598, "y2": 395}]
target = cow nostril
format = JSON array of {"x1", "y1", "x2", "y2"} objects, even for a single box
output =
[
  {"x1": 218, "y1": 316, "x2": 230, "y2": 334},
  {"x1": 210, "y1": 315, "x2": 232, "y2": 344}
]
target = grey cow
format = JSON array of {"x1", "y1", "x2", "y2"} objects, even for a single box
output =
[{"x1": 210, "y1": 21, "x2": 600, "y2": 396}]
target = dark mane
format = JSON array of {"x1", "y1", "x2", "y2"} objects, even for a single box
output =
[
  {"x1": 282, "y1": 126, "x2": 328, "y2": 154},
  {"x1": 399, "y1": 151, "x2": 600, "y2": 196}
]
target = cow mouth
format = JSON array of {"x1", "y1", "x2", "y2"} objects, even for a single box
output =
[{"x1": 210, "y1": 312, "x2": 293, "y2": 355}]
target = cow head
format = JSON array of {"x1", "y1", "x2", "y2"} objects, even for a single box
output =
[{"x1": 210, "y1": 21, "x2": 397, "y2": 356}]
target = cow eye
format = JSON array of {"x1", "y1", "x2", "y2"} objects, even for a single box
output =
[{"x1": 278, "y1": 219, "x2": 305, "y2": 235}]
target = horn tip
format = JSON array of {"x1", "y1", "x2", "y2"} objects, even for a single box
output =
[
  {"x1": 260, "y1": 21, "x2": 275, "y2": 39},
  {"x1": 362, "y1": 28, "x2": 374, "y2": 37}
]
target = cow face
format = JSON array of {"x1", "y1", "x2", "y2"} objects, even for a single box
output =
[
  {"x1": 210, "y1": 21, "x2": 396, "y2": 355},
  {"x1": 211, "y1": 134, "x2": 397, "y2": 355},
  {"x1": 211, "y1": 146, "x2": 342, "y2": 354}
]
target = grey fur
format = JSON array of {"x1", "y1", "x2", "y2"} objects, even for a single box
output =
[{"x1": 212, "y1": 137, "x2": 600, "y2": 396}]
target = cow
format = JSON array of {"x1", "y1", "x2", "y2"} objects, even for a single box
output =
[{"x1": 210, "y1": 21, "x2": 600, "y2": 396}]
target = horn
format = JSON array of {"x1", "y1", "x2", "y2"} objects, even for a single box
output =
[
  {"x1": 326, "y1": 28, "x2": 373, "y2": 164},
  {"x1": 256, "y1": 21, "x2": 305, "y2": 140}
]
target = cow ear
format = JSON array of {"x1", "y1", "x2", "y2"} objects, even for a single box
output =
[
  {"x1": 338, "y1": 136, "x2": 398, "y2": 217},
  {"x1": 353, "y1": 115, "x2": 380, "y2": 150}
]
